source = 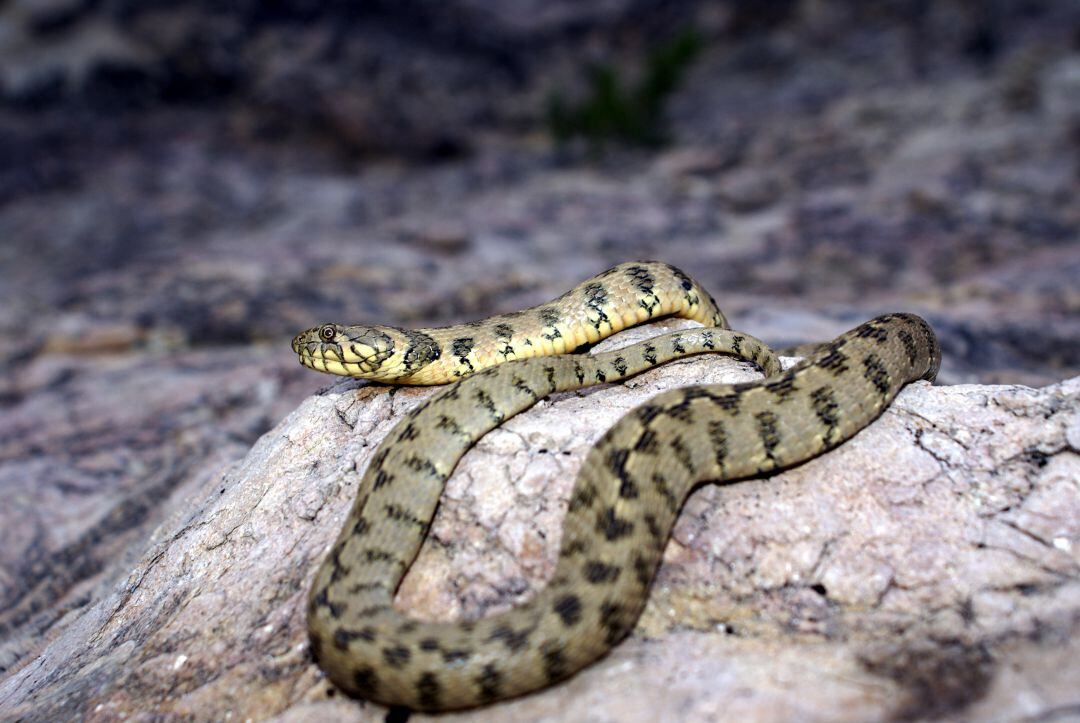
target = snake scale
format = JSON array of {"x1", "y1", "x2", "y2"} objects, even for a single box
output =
[{"x1": 292, "y1": 261, "x2": 940, "y2": 711}]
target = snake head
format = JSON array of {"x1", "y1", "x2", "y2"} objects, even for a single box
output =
[
  {"x1": 292, "y1": 323, "x2": 339, "y2": 355},
  {"x1": 292, "y1": 324, "x2": 399, "y2": 378}
]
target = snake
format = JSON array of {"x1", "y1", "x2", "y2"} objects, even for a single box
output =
[{"x1": 292, "y1": 261, "x2": 940, "y2": 711}]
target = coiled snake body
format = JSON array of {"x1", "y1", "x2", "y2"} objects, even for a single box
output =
[{"x1": 292, "y1": 261, "x2": 940, "y2": 711}]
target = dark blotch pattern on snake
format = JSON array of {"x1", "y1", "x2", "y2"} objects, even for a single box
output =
[{"x1": 292, "y1": 261, "x2": 940, "y2": 711}]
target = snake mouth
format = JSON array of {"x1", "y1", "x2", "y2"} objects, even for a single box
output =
[
  {"x1": 296, "y1": 351, "x2": 354, "y2": 376},
  {"x1": 294, "y1": 343, "x2": 388, "y2": 378}
]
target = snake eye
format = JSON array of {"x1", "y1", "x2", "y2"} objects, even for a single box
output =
[{"x1": 319, "y1": 325, "x2": 336, "y2": 341}]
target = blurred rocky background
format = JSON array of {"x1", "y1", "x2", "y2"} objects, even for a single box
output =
[{"x1": 1, "y1": 0, "x2": 1078, "y2": 719}]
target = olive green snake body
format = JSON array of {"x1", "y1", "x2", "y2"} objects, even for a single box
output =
[{"x1": 292, "y1": 261, "x2": 940, "y2": 711}]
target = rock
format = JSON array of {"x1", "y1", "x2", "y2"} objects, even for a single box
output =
[
  {"x1": 0, "y1": 343, "x2": 325, "y2": 677},
  {"x1": 0, "y1": 0, "x2": 693, "y2": 155},
  {"x1": 654, "y1": 144, "x2": 743, "y2": 178},
  {"x1": 1, "y1": 319, "x2": 1077, "y2": 721},
  {"x1": 2, "y1": 6, "x2": 1079, "y2": 717},
  {"x1": 0, "y1": 2, "x2": 148, "y2": 100},
  {"x1": 39, "y1": 314, "x2": 141, "y2": 355},
  {"x1": 2, "y1": 1, "x2": 1077, "y2": 386},
  {"x1": 1041, "y1": 56, "x2": 1080, "y2": 124},
  {"x1": 714, "y1": 167, "x2": 785, "y2": 213},
  {"x1": 394, "y1": 219, "x2": 472, "y2": 254}
]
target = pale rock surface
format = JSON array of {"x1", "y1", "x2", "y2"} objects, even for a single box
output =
[{"x1": 1, "y1": 321, "x2": 1077, "y2": 722}]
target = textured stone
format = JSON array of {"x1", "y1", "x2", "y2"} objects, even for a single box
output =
[
  {"x1": 1, "y1": 319, "x2": 1077, "y2": 721},
  {"x1": 1, "y1": 6, "x2": 1079, "y2": 720}
]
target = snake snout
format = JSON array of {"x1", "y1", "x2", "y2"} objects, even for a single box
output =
[{"x1": 292, "y1": 327, "x2": 319, "y2": 352}]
